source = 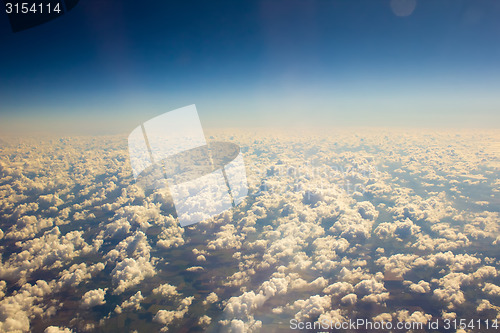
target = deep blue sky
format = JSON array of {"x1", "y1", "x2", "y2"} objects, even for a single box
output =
[{"x1": 1, "y1": 0, "x2": 500, "y2": 134}]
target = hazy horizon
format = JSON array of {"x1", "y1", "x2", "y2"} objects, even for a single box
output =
[{"x1": 2, "y1": 0, "x2": 500, "y2": 135}]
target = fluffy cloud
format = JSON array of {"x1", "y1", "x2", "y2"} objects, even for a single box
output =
[
  {"x1": 102, "y1": 218, "x2": 131, "y2": 239},
  {"x1": 312, "y1": 236, "x2": 349, "y2": 272},
  {"x1": 207, "y1": 224, "x2": 244, "y2": 250},
  {"x1": 223, "y1": 291, "x2": 267, "y2": 319},
  {"x1": 329, "y1": 208, "x2": 374, "y2": 241},
  {"x1": 117, "y1": 291, "x2": 144, "y2": 312},
  {"x1": 1, "y1": 129, "x2": 499, "y2": 331},
  {"x1": 395, "y1": 310, "x2": 432, "y2": 325},
  {"x1": 111, "y1": 258, "x2": 155, "y2": 294},
  {"x1": 57, "y1": 263, "x2": 105, "y2": 288},
  {"x1": 5, "y1": 215, "x2": 54, "y2": 240},
  {"x1": 389, "y1": 191, "x2": 455, "y2": 224},
  {"x1": 186, "y1": 266, "x2": 204, "y2": 272},
  {"x1": 203, "y1": 292, "x2": 219, "y2": 305},
  {"x1": 154, "y1": 296, "x2": 194, "y2": 332},
  {"x1": 374, "y1": 219, "x2": 421, "y2": 241},
  {"x1": 483, "y1": 283, "x2": 500, "y2": 297},
  {"x1": 81, "y1": 288, "x2": 107, "y2": 308},
  {"x1": 290, "y1": 295, "x2": 332, "y2": 321},
  {"x1": 340, "y1": 293, "x2": 357, "y2": 305},
  {"x1": 323, "y1": 282, "x2": 354, "y2": 297},
  {"x1": 105, "y1": 231, "x2": 152, "y2": 262},
  {"x1": 318, "y1": 309, "x2": 347, "y2": 324},
  {"x1": 432, "y1": 267, "x2": 496, "y2": 309},
  {"x1": 352, "y1": 277, "x2": 389, "y2": 304},
  {"x1": 44, "y1": 327, "x2": 73, "y2": 333},
  {"x1": 0, "y1": 280, "x2": 54, "y2": 332},
  {"x1": 198, "y1": 315, "x2": 211, "y2": 327},
  {"x1": 153, "y1": 283, "x2": 180, "y2": 299},
  {"x1": 0, "y1": 227, "x2": 93, "y2": 281},
  {"x1": 407, "y1": 280, "x2": 431, "y2": 294}
]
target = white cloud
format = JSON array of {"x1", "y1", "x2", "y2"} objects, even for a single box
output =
[
  {"x1": 374, "y1": 219, "x2": 421, "y2": 241},
  {"x1": 0, "y1": 227, "x2": 92, "y2": 281},
  {"x1": 340, "y1": 293, "x2": 357, "y2": 305},
  {"x1": 323, "y1": 282, "x2": 354, "y2": 297},
  {"x1": 203, "y1": 292, "x2": 218, "y2": 305},
  {"x1": 407, "y1": 280, "x2": 431, "y2": 294},
  {"x1": 81, "y1": 288, "x2": 107, "y2": 308},
  {"x1": 0, "y1": 280, "x2": 54, "y2": 333},
  {"x1": 57, "y1": 263, "x2": 105, "y2": 288},
  {"x1": 198, "y1": 315, "x2": 211, "y2": 327},
  {"x1": 152, "y1": 283, "x2": 180, "y2": 299},
  {"x1": 291, "y1": 295, "x2": 332, "y2": 321},
  {"x1": 186, "y1": 266, "x2": 204, "y2": 272},
  {"x1": 111, "y1": 258, "x2": 155, "y2": 294},
  {"x1": 154, "y1": 296, "x2": 194, "y2": 332},
  {"x1": 44, "y1": 327, "x2": 73, "y2": 333},
  {"x1": 118, "y1": 291, "x2": 144, "y2": 311},
  {"x1": 105, "y1": 231, "x2": 152, "y2": 262},
  {"x1": 483, "y1": 283, "x2": 500, "y2": 297},
  {"x1": 207, "y1": 224, "x2": 244, "y2": 250}
]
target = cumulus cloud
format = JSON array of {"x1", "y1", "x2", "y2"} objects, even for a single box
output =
[
  {"x1": 154, "y1": 296, "x2": 194, "y2": 332},
  {"x1": 477, "y1": 299, "x2": 495, "y2": 313},
  {"x1": 102, "y1": 218, "x2": 131, "y2": 239},
  {"x1": 312, "y1": 236, "x2": 348, "y2": 272},
  {"x1": 186, "y1": 266, "x2": 204, "y2": 272},
  {"x1": 1, "y1": 129, "x2": 499, "y2": 331},
  {"x1": 207, "y1": 224, "x2": 244, "y2": 250},
  {"x1": 329, "y1": 208, "x2": 374, "y2": 241},
  {"x1": 223, "y1": 291, "x2": 267, "y2": 319},
  {"x1": 81, "y1": 288, "x2": 107, "y2": 308},
  {"x1": 483, "y1": 283, "x2": 500, "y2": 297},
  {"x1": 111, "y1": 258, "x2": 155, "y2": 294},
  {"x1": 318, "y1": 309, "x2": 347, "y2": 324},
  {"x1": 395, "y1": 310, "x2": 432, "y2": 325},
  {"x1": 221, "y1": 273, "x2": 296, "y2": 332},
  {"x1": 407, "y1": 280, "x2": 431, "y2": 294},
  {"x1": 6, "y1": 215, "x2": 54, "y2": 240},
  {"x1": 432, "y1": 267, "x2": 496, "y2": 309},
  {"x1": 374, "y1": 218, "x2": 421, "y2": 241},
  {"x1": 105, "y1": 231, "x2": 152, "y2": 262},
  {"x1": 323, "y1": 282, "x2": 354, "y2": 297},
  {"x1": 389, "y1": 191, "x2": 456, "y2": 224},
  {"x1": 198, "y1": 315, "x2": 211, "y2": 327},
  {"x1": 153, "y1": 283, "x2": 180, "y2": 299},
  {"x1": 117, "y1": 291, "x2": 144, "y2": 312},
  {"x1": 290, "y1": 295, "x2": 332, "y2": 321},
  {"x1": 0, "y1": 227, "x2": 94, "y2": 282},
  {"x1": 372, "y1": 312, "x2": 392, "y2": 322},
  {"x1": 0, "y1": 280, "x2": 5, "y2": 300},
  {"x1": 340, "y1": 293, "x2": 357, "y2": 305},
  {"x1": 44, "y1": 327, "x2": 73, "y2": 333},
  {"x1": 156, "y1": 219, "x2": 185, "y2": 249},
  {"x1": 57, "y1": 263, "x2": 105, "y2": 288},
  {"x1": 203, "y1": 292, "x2": 219, "y2": 305},
  {"x1": 0, "y1": 280, "x2": 54, "y2": 332}
]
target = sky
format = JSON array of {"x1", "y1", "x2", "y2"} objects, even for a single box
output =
[{"x1": 1, "y1": 0, "x2": 500, "y2": 134}]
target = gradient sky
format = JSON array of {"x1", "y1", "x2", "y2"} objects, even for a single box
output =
[{"x1": 1, "y1": 0, "x2": 500, "y2": 134}]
